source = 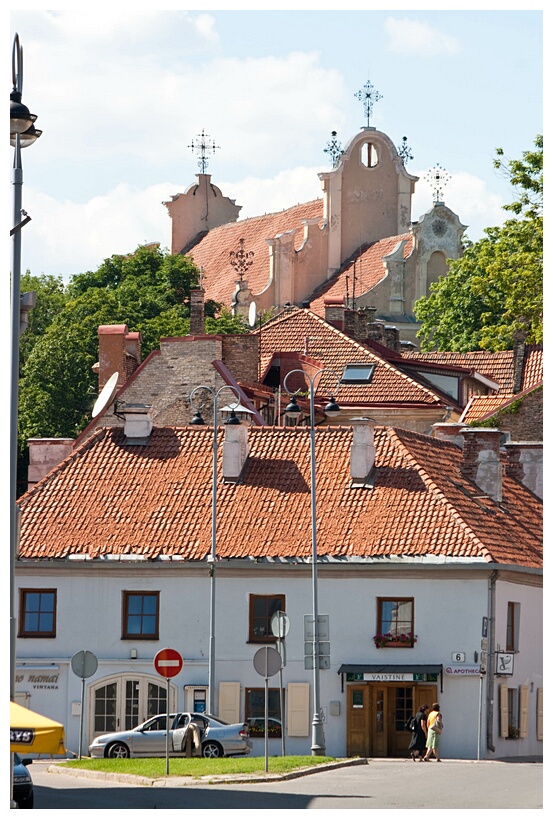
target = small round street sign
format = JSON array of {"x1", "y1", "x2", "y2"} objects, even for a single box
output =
[
  {"x1": 270, "y1": 610, "x2": 290, "y2": 638},
  {"x1": 253, "y1": 646, "x2": 282, "y2": 678},
  {"x1": 71, "y1": 650, "x2": 98, "y2": 679},
  {"x1": 154, "y1": 648, "x2": 183, "y2": 678}
]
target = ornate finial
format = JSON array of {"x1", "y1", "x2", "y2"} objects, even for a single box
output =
[
  {"x1": 229, "y1": 238, "x2": 254, "y2": 282},
  {"x1": 397, "y1": 136, "x2": 413, "y2": 165},
  {"x1": 354, "y1": 78, "x2": 382, "y2": 127},
  {"x1": 189, "y1": 129, "x2": 220, "y2": 173},
  {"x1": 425, "y1": 164, "x2": 451, "y2": 203},
  {"x1": 324, "y1": 131, "x2": 343, "y2": 168}
]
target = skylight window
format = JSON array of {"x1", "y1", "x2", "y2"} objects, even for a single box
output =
[{"x1": 341, "y1": 363, "x2": 376, "y2": 384}]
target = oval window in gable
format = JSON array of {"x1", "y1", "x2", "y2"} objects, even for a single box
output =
[{"x1": 361, "y1": 141, "x2": 379, "y2": 168}]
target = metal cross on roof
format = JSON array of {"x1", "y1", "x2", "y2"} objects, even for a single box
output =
[
  {"x1": 354, "y1": 78, "x2": 382, "y2": 127},
  {"x1": 425, "y1": 163, "x2": 452, "y2": 203},
  {"x1": 229, "y1": 238, "x2": 254, "y2": 281},
  {"x1": 189, "y1": 129, "x2": 220, "y2": 173},
  {"x1": 324, "y1": 131, "x2": 343, "y2": 168},
  {"x1": 397, "y1": 136, "x2": 413, "y2": 165}
]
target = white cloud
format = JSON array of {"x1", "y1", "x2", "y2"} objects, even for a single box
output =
[
  {"x1": 220, "y1": 166, "x2": 324, "y2": 220},
  {"x1": 22, "y1": 183, "x2": 173, "y2": 278},
  {"x1": 385, "y1": 16, "x2": 461, "y2": 56}
]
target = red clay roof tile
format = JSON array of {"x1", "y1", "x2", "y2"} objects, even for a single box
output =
[
  {"x1": 18, "y1": 424, "x2": 542, "y2": 569},
  {"x1": 186, "y1": 200, "x2": 323, "y2": 307},
  {"x1": 308, "y1": 234, "x2": 413, "y2": 315},
  {"x1": 256, "y1": 308, "x2": 445, "y2": 406}
]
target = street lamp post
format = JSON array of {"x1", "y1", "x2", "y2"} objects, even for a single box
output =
[
  {"x1": 189, "y1": 385, "x2": 240, "y2": 715},
  {"x1": 283, "y1": 369, "x2": 340, "y2": 756},
  {"x1": 10, "y1": 32, "x2": 41, "y2": 807}
]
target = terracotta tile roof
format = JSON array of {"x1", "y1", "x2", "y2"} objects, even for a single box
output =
[
  {"x1": 309, "y1": 234, "x2": 413, "y2": 316},
  {"x1": 523, "y1": 345, "x2": 544, "y2": 389},
  {"x1": 402, "y1": 346, "x2": 543, "y2": 394},
  {"x1": 185, "y1": 200, "x2": 323, "y2": 307},
  {"x1": 460, "y1": 395, "x2": 513, "y2": 424},
  {"x1": 18, "y1": 425, "x2": 542, "y2": 569},
  {"x1": 256, "y1": 308, "x2": 445, "y2": 406},
  {"x1": 459, "y1": 383, "x2": 543, "y2": 424}
]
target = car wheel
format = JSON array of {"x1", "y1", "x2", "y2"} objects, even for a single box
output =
[
  {"x1": 202, "y1": 741, "x2": 224, "y2": 758},
  {"x1": 106, "y1": 741, "x2": 130, "y2": 759},
  {"x1": 17, "y1": 795, "x2": 34, "y2": 809}
]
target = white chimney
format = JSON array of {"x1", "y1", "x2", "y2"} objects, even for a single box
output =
[
  {"x1": 431, "y1": 422, "x2": 467, "y2": 448},
  {"x1": 222, "y1": 422, "x2": 249, "y2": 481},
  {"x1": 350, "y1": 418, "x2": 376, "y2": 483},
  {"x1": 504, "y1": 441, "x2": 543, "y2": 499},
  {"x1": 460, "y1": 428, "x2": 502, "y2": 502},
  {"x1": 122, "y1": 405, "x2": 153, "y2": 440}
]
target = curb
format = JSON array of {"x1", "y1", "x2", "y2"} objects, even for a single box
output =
[{"x1": 45, "y1": 757, "x2": 368, "y2": 787}]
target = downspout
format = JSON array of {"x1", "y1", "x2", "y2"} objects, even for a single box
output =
[{"x1": 486, "y1": 569, "x2": 499, "y2": 753}]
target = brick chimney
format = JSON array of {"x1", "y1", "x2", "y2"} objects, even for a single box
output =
[
  {"x1": 97, "y1": 325, "x2": 141, "y2": 392},
  {"x1": 504, "y1": 441, "x2": 543, "y2": 499},
  {"x1": 431, "y1": 422, "x2": 467, "y2": 448},
  {"x1": 460, "y1": 428, "x2": 502, "y2": 502},
  {"x1": 324, "y1": 299, "x2": 346, "y2": 331},
  {"x1": 383, "y1": 325, "x2": 401, "y2": 353},
  {"x1": 222, "y1": 420, "x2": 249, "y2": 481},
  {"x1": 189, "y1": 288, "x2": 205, "y2": 335},
  {"x1": 350, "y1": 418, "x2": 376, "y2": 483},
  {"x1": 27, "y1": 438, "x2": 74, "y2": 489}
]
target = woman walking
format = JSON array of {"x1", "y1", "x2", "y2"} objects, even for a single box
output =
[
  {"x1": 423, "y1": 702, "x2": 443, "y2": 761},
  {"x1": 408, "y1": 704, "x2": 428, "y2": 761}
]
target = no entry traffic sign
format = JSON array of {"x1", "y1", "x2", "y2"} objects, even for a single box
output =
[{"x1": 154, "y1": 648, "x2": 183, "y2": 678}]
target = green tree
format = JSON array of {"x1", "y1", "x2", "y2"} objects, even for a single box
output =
[{"x1": 414, "y1": 136, "x2": 542, "y2": 352}]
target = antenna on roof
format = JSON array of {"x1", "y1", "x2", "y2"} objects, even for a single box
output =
[{"x1": 91, "y1": 371, "x2": 119, "y2": 418}]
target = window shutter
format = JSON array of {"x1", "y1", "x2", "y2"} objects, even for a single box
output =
[
  {"x1": 536, "y1": 688, "x2": 543, "y2": 741},
  {"x1": 287, "y1": 682, "x2": 310, "y2": 737},
  {"x1": 519, "y1": 685, "x2": 529, "y2": 738},
  {"x1": 218, "y1": 682, "x2": 240, "y2": 724},
  {"x1": 499, "y1": 684, "x2": 508, "y2": 738}
]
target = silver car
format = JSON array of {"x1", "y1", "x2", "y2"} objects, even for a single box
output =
[{"x1": 88, "y1": 712, "x2": 252, "y2": 759}]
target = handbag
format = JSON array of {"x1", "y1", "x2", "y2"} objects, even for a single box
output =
[{"x1": 433, "y1": 713, "x2": 443, "y2": 734}]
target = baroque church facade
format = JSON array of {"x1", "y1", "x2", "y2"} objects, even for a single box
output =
[{"x1": 164, "y1": 125, "x2": 466, "y2": 346}]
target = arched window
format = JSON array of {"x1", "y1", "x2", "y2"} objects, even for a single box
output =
[
  {"x1": 427, "y1": 250, "x2": 447, "y2": 289},
  {"x1": 361, "y1": 142, "x2": 379, "y2": 168}
]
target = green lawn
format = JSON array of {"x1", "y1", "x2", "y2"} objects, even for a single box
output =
[{"x1": 62, "y1": 755, "x2": 336, "y2": 779}]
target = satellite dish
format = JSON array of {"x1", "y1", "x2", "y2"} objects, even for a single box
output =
[
  {"x1": 92, "y1": 371, "x2": 119, "y2": 418},
  {"x1": 248, "y1": 301, "x2": 257, "y2": 328}
]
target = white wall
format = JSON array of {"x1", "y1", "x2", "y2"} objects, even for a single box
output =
[{"x1": 15, "y1": 563, "x2": 542, "y2": 760}]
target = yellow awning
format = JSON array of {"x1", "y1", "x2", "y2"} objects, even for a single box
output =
[{"x1": 10, "y1": 701, "x2": 66, "y2": 755}]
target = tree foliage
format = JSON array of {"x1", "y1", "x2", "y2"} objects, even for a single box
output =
[
  {"x1": 18, "y1": 245, "x2": 248, "y2": 463},
  {"x1": 414, "y1": 136, "x2": 542, "y2": 352}
]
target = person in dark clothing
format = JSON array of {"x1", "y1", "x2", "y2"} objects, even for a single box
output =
[{"x1": 408, "y1": 704, "x2": 429, "y2": 761}]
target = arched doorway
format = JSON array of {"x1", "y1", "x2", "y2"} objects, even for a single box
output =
[{"x1": 88, "y1": 673, "x2": 178, "y2": 744}]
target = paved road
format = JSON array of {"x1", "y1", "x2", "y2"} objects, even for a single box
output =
[{"x1": 29, "y1": 758, "x2": 542, "y2": 810}]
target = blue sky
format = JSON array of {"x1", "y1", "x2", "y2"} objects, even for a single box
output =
[{"x1": 9, "y1": 5, "x2": 543, "y2": 282}]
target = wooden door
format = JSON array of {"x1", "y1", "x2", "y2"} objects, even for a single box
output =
[
  {"x1": 347, "y1": 685, "x2": 370, "y2": 756},
  {"x1": 372, "y1": 686, "x2": 387, "y2": 757}
]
